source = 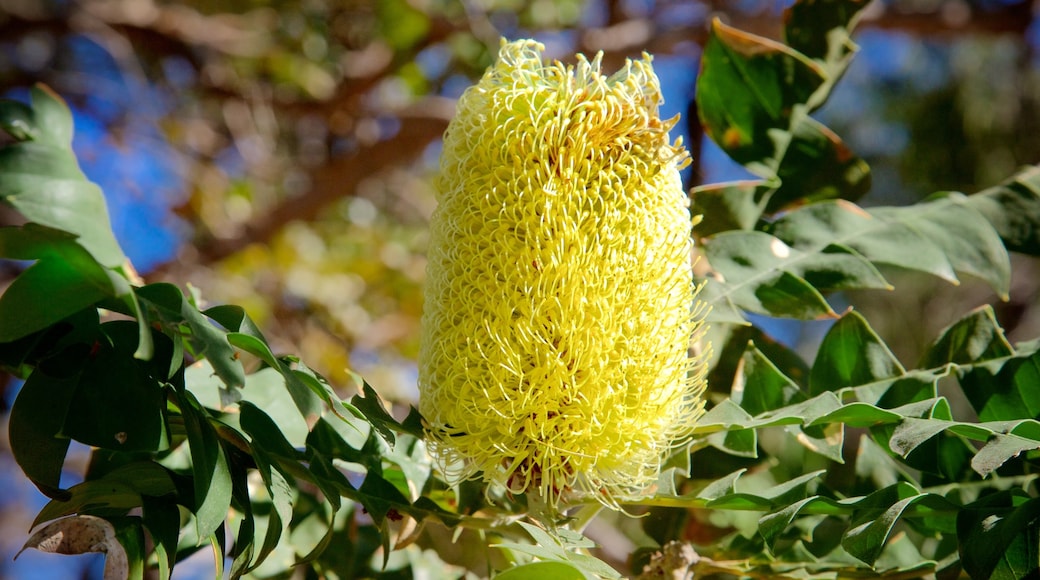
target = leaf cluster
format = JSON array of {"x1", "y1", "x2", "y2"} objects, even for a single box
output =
[
  {"x1": 0, "y1": 87, "x2": 465, "y2": 578},
  {"x1": 661, "y1": 1, "x2": 1040, "y2": 578}
]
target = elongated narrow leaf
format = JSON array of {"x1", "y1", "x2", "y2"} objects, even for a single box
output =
[
  {"x1": 9, "y1": 368, "x2": 77, "y2": 498},
  {"x1": 175, "y1": 389, "x2": 233, "y2": 542},
  {"x1": 769, "y1": 196, "x2": 1011, "y2": 298}
]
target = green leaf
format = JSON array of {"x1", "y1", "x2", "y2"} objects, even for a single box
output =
[
  {"x1": 921, "y1": 305, "x2": 1014, "y2": 367},
  {"x1": 694, "y1": 399, "x2": 755, "y2": 435},
  {"x1": 242, "y1": 447, "x2": 293, "y2": 574},
  {"x1": 767, "y1": 196, "x2": 1011, "y2": 298},
  {"x1": 958, "y1": 492, "x2": 1040, "y2": 580},
  {"x1": 784, "y1": 0, "x2": 871, "y2": 79},
  {"x1": 0, "y1": 86, "x2": 125, "y2": 267},
  {"x1": 175, "y1": 389, "x2": 234, "y2": 541},
  {"x1": 841, "y1": 484, "x2": 952, "y2": 565},
  {"x1": 690, "y1": 180, "x2": 772, "y2": 237},
  {"x1": 810, "y1": 310, "x2": 904, "y2": 395},
  {"x1": 62, "y1": 321, "x2": 170, "y2": 451},
  {"x1": 137, "y1": 283, "x2": 245, "y2": 390},
  {"x1": 495, "y1": 522, "x2": 623, "y2": 579},
  {"x1": 141, "y1": 497, "x2": 179, "y2": 580},
  {"x1": 0, "y1": 225, "x2": 121, "y2": 341},
  {"x1": 885, "y1": 192, "x2": 1011, "y2": 299},
  {"x1": 8, "y1": 366, "x2": 77, "y2": 498},
  {"x1": 351, "y1": 380, "x2": 423, "y2": 443},
  {"x1": 697, "y1": 18, "x2": 823, "y2": 178},
  {"x1": 968, "y1": 164, "x2": 1040, "y2": 255},
  {"x1": 971, "y1": 432, "x2": 1040, "y2": 477},
  {"x1": 768, "y1": 113, "x2": 871, "y2": 211},
  {"x1": 958, "y1": 347, "x2": 1040, "y2": 422},
  {"x1": 704, "y1": 231, "x2": 859, "y2": 319},
  {"x1": 33, "y1": 479, "x2": 143, "y2": 526},
  {"x1": 733, "y1": 342, "x2": 807, "y2": 415},
  {"x1": 237, "y1": 368, "x2": 311, "y2": 447},
  {"x1": 494, "y1": 561, "x2": 586, "y2": 580}
]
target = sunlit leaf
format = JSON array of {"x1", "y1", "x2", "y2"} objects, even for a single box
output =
[
  {"x1": 0, "y1": 86, "x2": 125, "y2": 267},
  {"x1": 810, "y1": 310, "x2": 904, "y2": 395},
  {"x1": 697, "y1": 18, "x2": 823, "y2": 177}
]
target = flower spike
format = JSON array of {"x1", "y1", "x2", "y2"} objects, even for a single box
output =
[{"x1": 419, "y1": 39, "x2": 709, "y2": 511}]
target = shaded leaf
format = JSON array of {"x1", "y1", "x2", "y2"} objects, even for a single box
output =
[
  {"x1": 704, "y1": 231, "x2": 863, "y2": 319},
  {"x1": 137, "y1": 283, "x2": 244, "y2": 390},
  {"x1": 968, "y1": 164, "x2": 1040, "y2": 255},
  {"x1": 690, "y1": 180, "x2": 772, "y2": 237},
  {"x1": 958, "y1": 492, "x2": 1040, "y2": 580},
  {"x1": 732, "y1": 341, "x2": 807, "y2": 415},
  {"x1": 768, "y1": 113, "x2": 871, "y2": 211},
  {"x1": 62, "y1": 321, "x2": 170, "y2": 452},
  {"x1": 784, "y1": 0, "x2": 871, "y2": 80},
  {"x1": 9, "y1": 366, "x2": 77, "y2": 498},
  {"x1": 175, "y1": 389, "x2": 234, "y2": 541}
]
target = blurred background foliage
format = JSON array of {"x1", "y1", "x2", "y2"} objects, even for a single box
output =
[{"x1": 2, "y1": 0, "x2": 1040, "y2": 577}]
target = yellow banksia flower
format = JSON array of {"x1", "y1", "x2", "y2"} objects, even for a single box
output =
[{"x1": 419, "y1": 39, "x2": 709, "y2": 510}]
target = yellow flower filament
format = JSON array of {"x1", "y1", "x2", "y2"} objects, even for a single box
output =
[{"x1": 419, "y1": 39, "x2": 708, "y2": 509}]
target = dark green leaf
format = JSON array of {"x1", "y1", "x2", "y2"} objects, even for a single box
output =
[
  {"x1": 0, "y1": 225, "x2": 122, "y2": 341},
  {"x1": 768, "y1": 114, "x2": 871, "y2": 210},
  {"x1": 351, "y1": 380, "x2": 423, "y2": 443},
  {"x1": 810, "y1": 310, "x2": 904, "y2": 395},
  {"x1": 733, "y1": 342, "x2": 807, "y2": 415},
  {"x1": 784, "y1": 0, "x2": 871, "y2": 74},
  {"x1": 968, "y1": 164, "x2": 1040, "y2": 255},
  {"x1": 958, "y1": 492, "x2": 1040, "y2": 579},
  {"x1": 959, "y1": 349, "x2": 1040, "y2": 422},
  {"x1": 62, "y1": 321, "x2": 170, "y2": 451},
  {"x1": 34, "y1": 479, "x2": 142, "y2": 525},
  {"x1": 175, "y1": 389, "x2": 234, "y2": 541},
  {"x1": 9, "y1": 367, "x2": 77, "y2": 498},
  {"x1": 697, "y1": 18, "x2": 823, "y2": 177},
  {"x1": 141, "y1": 497, "x2": 179, "y2": 580},
  {"x1": 137, "y1": 283, "x2": 245, "y2": 390}
]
